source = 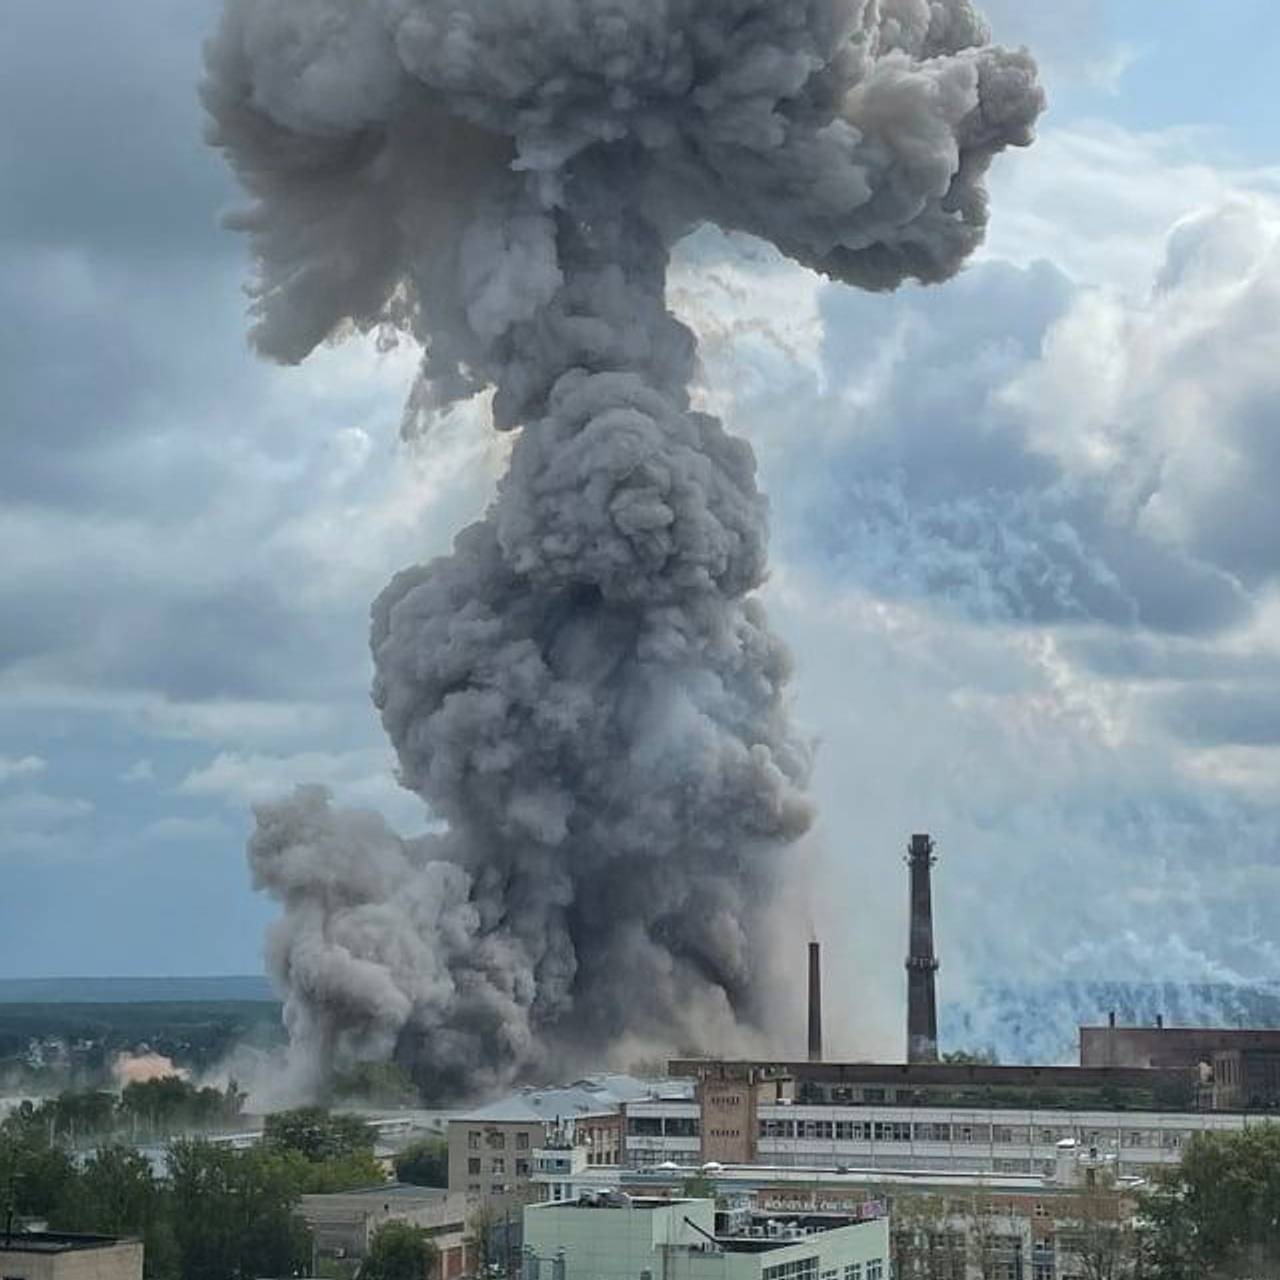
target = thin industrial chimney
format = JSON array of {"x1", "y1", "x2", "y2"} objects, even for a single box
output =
[
  {"x1": 905, "y1": 833, "x2": 940, "y2": 1064},
  {"x1": 807, "y1": 940, "x2": 823, "y2": 1063}
]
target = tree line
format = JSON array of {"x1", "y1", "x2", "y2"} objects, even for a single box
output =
[
  {"x1": 0, "y1": 1104, "x2": 406, "y2": 1280},
  {"x1": 6, "y1": 1078, "x2": 247, "y2": 1146}
]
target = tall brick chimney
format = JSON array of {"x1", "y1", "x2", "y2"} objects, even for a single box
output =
[
  {"x1": 807, "y1": 940, "x2": 823, "y2": 1063},
  {"x1": 906, "y1": 833, "x2": 940, "y2": 1063}
]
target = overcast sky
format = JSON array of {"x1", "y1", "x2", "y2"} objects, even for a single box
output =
[{"x1": 3, "y1": 2, "x2": 1280, "y2": 1054}]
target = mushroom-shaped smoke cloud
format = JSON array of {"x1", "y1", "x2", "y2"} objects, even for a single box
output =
[{"x1": 205, "y1": 0, "x2": 1044, "y2": 1101}]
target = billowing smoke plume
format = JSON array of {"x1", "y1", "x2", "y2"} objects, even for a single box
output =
[{"x1": 204, "y1": 0, "x2": 1043, "y2": 1100}]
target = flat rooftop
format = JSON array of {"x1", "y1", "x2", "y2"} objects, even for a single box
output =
[
  {"x1": 1, "y1": 1234, "x2": 132, "y2": 1254},
  {"x1": 302, "y1": 1183, "x2": 450, "y2": 1203},
  {"x1": 718, "y1": 1215, "x2": 878, "y2": 1253},
  {"x1": 531, "y1": 1195, "x2": 695, "y2": 1212},
  {"x1": 670, "y1": 1059, "x2": 1185, "y2": 1090}
]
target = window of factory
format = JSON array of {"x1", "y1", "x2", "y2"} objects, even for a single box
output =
[
  {"x1": 802, "y1": 1120, "x2": 834, "y2": 1140},
  {"x1": 665, "y1": 1117, "x2": 699, "y2": 1138},
  {"x1": 862, "y1": 1089, "x2": 886, "y2": 1103},
  {"x1": 468, "y1": 1183, "x2": 479, "y2": 1193},
  {"x1": 914, "y1": 1122, "x2": 951, "y2": 1142},
  {"x1": 468, "y1": 1131, "x2": 482, "y2": 1150},
  {"x1": 1162, "y1": 1131, "x2": 1184, "y2": 1150},
  {"x1": 628, "y1": 1116, "x2": 663, "y2": 1137},
  {"x1": 516, "y1": 1160, "x2": 530, "y2": 1177},
  {"x1": 762, "y1": 1119, "x2": 795, "y2": 1139},
  {"x1": 987, "y1": 1236, "x2": 1023, "y2": 1280},
  {"x1": 1033, "y1": 1202, "x2": 1047, "y2": 1219},
  {"x1": 491, "y1": 1157, "x2": 506, "y2": 1175},
  {"x1": 762, "y1": 1256, "x2": 818, "y2": 1280},
  {"x1": 486, "y1": 1131, "x2": 506, "y2": 1150},
  {"x1": 468, "y1": 1158, "x2": 481, "y2": 1175},
  {"x1": 821, "y1": 1268, "x2": 838, "y2": 1280},
  {"x1": 865, "y1": 1261, "x2": 884, "y2": 1280},
  {"x1": 516, "y1": 1133, "x2": 530, "y2": 1150},
  {"x1": 873, "y1": 1122, "x2": 911, "y2": 1143},
  {"x1": 1032, "y1": 1241, "x2": 1053, "y2": 1277},
  {"x1": 490, "y1": 1183, "x2": 505, "y2": 1196},
  {"x1": 836, "y1": 1120, "x2": 868, "y2": 1141},
  {"x1": 994, "y1": 1126, "x2": 1028, "y2": 1144}
]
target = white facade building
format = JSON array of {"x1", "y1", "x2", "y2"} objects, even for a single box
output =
[
  {"x1": 626, "y1": 1099, "x2": 1254, "y2": 1178},
  {"x1": 523, "y1": 1197, "x2": 890, "y2": 1280}
]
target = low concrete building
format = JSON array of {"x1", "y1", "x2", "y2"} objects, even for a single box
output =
[
  {"x1": 523, "y1": 1196, "x2": 890, "y2": 1280},
  {"x1": 449, "y1": 1076, "x2": 690, "y2": 1213},
  {"x1": 0, "y1": 1234, "x2": 143, "y2": 1280},
  {"x1": 531, "y1": 1156, "x2": 1141, "y2": 1280},
  {"x1": 299, "y1": 1184, "x2": 473, "y2": 1278}
]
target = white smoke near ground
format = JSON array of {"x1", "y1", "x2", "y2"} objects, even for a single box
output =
[{"x1": 203, "y1": 0, "x2": 1043, "y2": 1101}]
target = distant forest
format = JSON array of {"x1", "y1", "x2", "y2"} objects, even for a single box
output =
[{"x1": 0, "y1": 997, "x2": 284, "y2": 1091}]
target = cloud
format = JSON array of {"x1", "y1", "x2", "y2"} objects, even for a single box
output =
[
  {"x1": 1, "y1": 0, "x2": 1277, "y2": 1025},
  {"x1": 0, "y1": 790, "x2": 95, "y2": 861},
  {"x1": 0, "y1": 755, "x2": 46, "y2": 784},
  {"x1": 141, "y1": 815, "x2": 233, "y2": 844},
  {"x1": 120, "y1": 759, "x2": 156, "y2": 784},
  {"x1": 179, "y1": 748, "x2": 426, "y2": 832}
]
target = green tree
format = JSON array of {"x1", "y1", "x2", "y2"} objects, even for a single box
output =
[
  {"x1": 56, "y1": 1146, "x2": 177, "y2": 1279},
  {"x1": 120, "y1": 1078, "x2": 245, "y2": 1138},
  {"x1": 361, "y1": 1222, "x2": 438, "y2": 1280},
  {"x1": 168, "y1": 1139, "x2": 312, "y2": 1280},
  {"x1": 0, "y1": 1118, "x2": 78, "y2": 1221},
  {"x1": 264, "y1": 1107, "x2": 373, "y2": 1163},
  {"x1": 290, "y1": 1149, "x2": 387, "y2": 1194},
  {"x1": 395, "y1": 1140, "x2": 449, "y2": 1189},
  {"x1": 1059, "y1": 1174, "x2": 1142, "y2": 1280},
  {"x1": 1144, "y1": 1125, "x2": 1280, "y2": 1279},
  {"x1": 941, "y1": 1049, "x2": 1000, "y2": 1065}
]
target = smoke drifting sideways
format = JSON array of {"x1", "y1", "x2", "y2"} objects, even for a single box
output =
[{"x1": 204, "y1": 0, "x2": 1044, "y2": 1102}]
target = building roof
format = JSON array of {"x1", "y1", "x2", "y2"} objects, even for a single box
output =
[
  {"x1": 671, "y1": 1059, "x2": 1185, "y2": 1090},
  {"x1": 301, "y1": 1183, "x2": 451, "y2": 1204},
  {"x1": 454, "y1": 1074, "x2": 689, "y2": 1124},
  {"x1": 1, "y1": 1233, "x2": 134, "y2": 1254},
  {"x1": 555, "y1": 1161, "x2": 1146, "y2": 1198}
]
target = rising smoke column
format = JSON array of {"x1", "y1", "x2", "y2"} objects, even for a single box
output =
[{"x1": 204, "y1": 0, "x2": 1043, "y2": 1100}]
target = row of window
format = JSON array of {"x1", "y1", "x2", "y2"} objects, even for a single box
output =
[
  {"x1": 628, "y1": 1117, "x2": 700, "y2": 1137},
  {"x1": 762, "y1": 1258, "x2": 817, "y2": 1280},
  {"x1": 758, "y1": 1119, "x2": 1187, "y2": 1148},
  {"x1": 467, "y1": 1129, "x2": 532, "y2": 1151},
  {"x1": 764, "y1": 1258, "x2": 882, "y2": 1280},
  {"x1": 467, "y1": 1157, "x2": 530, "y2": 1177}
]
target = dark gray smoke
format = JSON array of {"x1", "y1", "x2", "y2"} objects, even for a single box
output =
[{"x1": 204, "y1": 0, "x2": 1044, "y2": 1101}]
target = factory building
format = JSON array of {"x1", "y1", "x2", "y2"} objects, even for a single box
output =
[
  {"x1": 522, "y1": 1196, "x2": 890, "y2": 1280},
  {"x1": 299, "y1": 1184, "x2": 474, "y2": 1277},
  {"x1": 625, "y1": 1059, "x2": 1251, "y2": 1178},
  {"x1": 447, "y1": 1075, "x2": 693, "y2": 1212},
  {"x1": 1080, "y1": 1022, "x2": 1280, "y2": 1109},
  {"x1": 527, "y1": 1151, "x2": 1138, "y2": 1280}
]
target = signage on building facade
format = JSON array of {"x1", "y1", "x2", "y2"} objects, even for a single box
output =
[{"x1": 758, "y1": 1192, "x2": 887, "y2": 1219}]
